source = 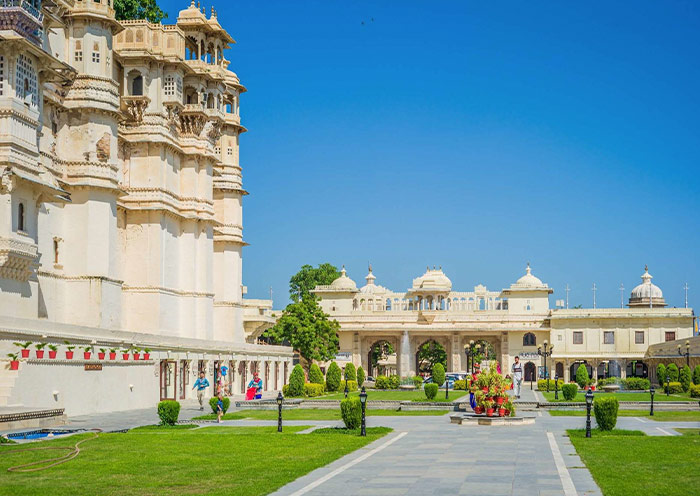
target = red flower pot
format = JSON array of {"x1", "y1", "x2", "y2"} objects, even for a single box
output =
[
  {"x1": 498, "y1": 408, "x2": 506, "y2": 417},
  {"x1": 83, "y1": 352, "x2": 91, "y2": 360},
  {"x1": 133, "y1": 353, "x2": 140, "y2": 361},
  {"x1": 65, "y1": 351, "x2": 74, "y2": 359},
  {"x1": 474, "y1": 406, "x2": 484, "y2": 414},
  {"x1": 591, "y1": 386, "x2": 596, "y2": 391},
  {"x1": 98, "y1": 353, "x2": 105, "y2": 360},
  {"x1": 486, "y1": 408, "x2": 495, "y2": 417},
  {"x1": 122, "y1": 354, "x2": 129, "y2": 360},
  {"x1": 109, "y1": 353, "x2": 116, "y2": 360},
  {"x1": 143, "y1": 353, "x2": 150, "y2": 360},
  {"x1": 36, "y1": 350, "x2": 44, "y2": 359},
  {"x1": 21, "y1": 349, "x2": 30, "y2": 358},
  {"x1": 10, "y1": 360, "x2": 19, "y2": 370},
  {"x1": 496, "y1": 396, "x2": 505, "y2": 406},
  {"x1": 482, "y1": 387, "x2": 488, "y2": 393},
  {"x1": 48, "y1": 351, "x2": 57, "y2": 359}
]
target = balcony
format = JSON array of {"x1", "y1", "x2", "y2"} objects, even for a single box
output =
[
  {"x1": 179, "y1": 104, "x2": 207, "y2": 136},
  {"x1": 0, "y1": 0, "x2": 44, "y2": 46},
  {"x1": 0, "y1": 236, "x2": 39, "y2": 282},
  {"x1": 121, "y1": 95, "x2": 150, "y2": 123}
]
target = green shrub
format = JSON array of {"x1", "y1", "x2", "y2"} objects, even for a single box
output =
[
  {"x1": 575, "y1": 364, "x2": 590, "y2": 389},
  {"x1": 656, "y1": 363, "x2": 667, "y2": 385},
  {"x1": 453, "y1": 380, "x2": 466, "y2": 390},
  {"x1": 693, "y1": 365, "x2": 700, "y2": 386},
  {"x1": 537, "y1": 379, "x2": 564, "y2": 390},
  {"x1": 304, "y1": 382, "x2": 325, "y2": 397},
  {"x1": 664, "y1": 381, "x2": 683, "y2": 394},
  {"x1": 357, "y1": 366, "x2": 366, "y2": 387},
  {"x1": 623, "y1": 378, "x2": 650, "y2": 390},
  {"x1": 561, "y1": 383, "x2": 578, "y2": 401},
  {"x1": 209, "y1": 397, "x2": 230, "y2": 414},
  {"x1": 288, "y1": 364, "x2": 305, "y2": 397},
  {"x1": 432, "y1": 363, "x2": 446, "y2": 387},
  {"x1": 375, "y1": 375, "x2": 389, "y2": 389},
  {"x1": 344, "y1": 363, "x2": 357, "y2": 382},
  {"x1": 667, "y1": 363, "x2": 679, "y2": 382},
  {"x1": 689, "y1": 384, "x2": 700, "y2": 398},
  {"x1": 593, "y1": 397, "x2": 618, "y2": 431},
  {"x1": 388, "y1": 375, "x2": 400, "y2": 389},
  {"x1": 282, "y1": 384, "x2": 290, "y2": 396},
  {"x1": 157, "y1": 400, "x2": 180, "y2": 426},
  {"x1": 424, "y1": 383, "x2": 438, "y2": 400},
  {"x1": 340, "y1": 397, "x2": 362, "y2": 429},
  {"x1": 346, "y1": 380, "x2": 358, "y2": 392},
  {"x1": 597, "y1": 377, "x2": 622, "y2": 387},
  {"x1": 309, "y1": 363, "x2": 325, "y2": 386},
  {"x1": 326, "y1": 362, "x2": 342, "y2": 392},
  {"x1": 680, "y1": 365, "x2": 692, "y2": 392},
  {"x1": 412, "y1": 375, "x2": 423, "y2": 388}
]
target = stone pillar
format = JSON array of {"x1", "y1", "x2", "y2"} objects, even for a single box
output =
[
  {"x1": 563, "y1": 360, "x2": 570, "y2": 382},
  {"x1": 500, "y1": 332, "x2": 509, "y2": 370},
  {"x1": 398, "y1": 331, "x2": 412, "y2": 377},
  {"x1": 620, "y1": 359, "x2": 627, "y2": 379},
  {"x1": 352, "y1": 332, "x2": 361, "y2": 368},
  {"x1": 451, "y1": 334, "x2": 462, "y2": 372}
]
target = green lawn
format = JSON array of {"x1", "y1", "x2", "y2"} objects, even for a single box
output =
[
  {"x1": 676, "y1": 428, "x2": 700, "y2": 435},
  {"x1": 568, "y1": 428, "x2": 700, "y2": 496},
  {"x1": 193, "y1": 408, "x2": 450, "y2": 421},
  {"x1": 541, "y1": 391, "x2": 694, "y2": 403},
  {"x1": 0, "y1": 425, "x2": 391, "y2": 496},
  {"x1": 317, "y1": 389, "x2": 467, "y2": 402},
  {"x1": 549, "y1": 409, "x2": 700, "y2": 422}
]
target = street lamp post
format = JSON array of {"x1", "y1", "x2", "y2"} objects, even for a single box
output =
[
  {"x1": 649, "y1": 386, "x2": 655, "y2": 416},
  {"x1": 585, "y1": 389, "x2": 594, "y2": 438},
  {"x1": 666, "y1": 375, "x2": 670, "y2": 397},
  {"x1": 445, "y1": 373, "x2": 449, "y2": 400},
  {"x1": 678, "y1": 340, "x2": 691, "y2": 368},
  {"x1": 554, "y1": 374, "x2": 559, "y2": 400},
  {"x1": 277, "y1": 392, "x2": 283, "y2": 432},
  {"x1": 359, "y1": 386, "x2": 367, "y2": 436},
  {"x1": 344, "y1": 368, "x2": 349, "y2": 399},
  {"x1": 538, "y1": 341, "x2": 554, "y2": 392}
]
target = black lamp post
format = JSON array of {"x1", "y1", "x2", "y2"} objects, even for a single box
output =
[
  {"x1": 538, "y1": 341, "x2": 554, "y2": 392},
  {"x1": 359, "y1": 386, "x2": 367, "y2": 436},
  {"x1": 474, "y1": 343, "x2": 481, "y2": 373},
  {"x1": 344, "y1": 368, "x2": 349, "y2": 399},
  {"x1": 277, "y1": 391, "x2": 283, "y2": 432},
  {"x1": 445, "y1": 372, "x2": 449, "y2": 400},
  {"x1": 678, "y1": 340, "x2": 691, "y2": 368},
  {"x1": 554, "y1": 374, "x2": 559, "y2": 400},
  {"x1": 666, "y1": 375, "x2": 670, "y2": 397},
  {"x1": 649, "y1": 386, "x2": 655, "y2": 416},
  {"x1": 585, "y1": 388, "x2": 594, "y2": 438}
]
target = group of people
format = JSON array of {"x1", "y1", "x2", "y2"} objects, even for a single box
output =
[{"x1": 192, "y1": 370, "x2": 265, "y2": 423}]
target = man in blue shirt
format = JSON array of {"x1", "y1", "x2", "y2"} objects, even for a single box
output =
[{"x1": 192, "y1": 371, "x2": 210, "y2": 410}]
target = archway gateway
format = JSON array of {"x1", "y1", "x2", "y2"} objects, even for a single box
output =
[
  {"x1": 367, "y1": 340, "x2": 395, "y2": 377},
  {"x1": 415, "y1": 340, "x2": 446, "y2": 375}
]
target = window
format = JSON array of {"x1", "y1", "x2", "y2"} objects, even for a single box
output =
[
  {"x1": 227, "y1": 147, "x2": 232, "y2": 156},
  {"x1": 635, "y1": 331, "x2": 644, "y2": 344},
  {"x1": 523, "y1": 332, "x2": 536, "y2": 347},
  {"x1": 92, "y1": 43, "x2": 100, "y2": 63},
  {"x1": 15, "y1": 54, "x2": 37, "y2": 107},
  {"x1": 573, "y1": 331, "x2": 583, "y2": 345},
  {"x1": 164, "y1": 75, "x2": 175, "y2": 96},
  {"x1": 665, "y1": 332, "x2": 676, "y2": 342},
  {"x1": 0, "y1": 55, "x2": 4, "y2": 95},
  {"x1": 53, "y1": 238, "x2": 60, "y2": 264},
  {"x1": 603, "y1": 331, "x2": 615, "y2": 345},
  {"x1": 214, "y1": 146, "x2": 220, "y2": 155},
  {"x1": 17, "y1": 202, "x2": 25, "y2": 231},
  {"x1": 131, "y1": 75, "x2": 143, "y2": 96},
  {"x1": 74, "y1": 41, "x2": 82, "y2": 62}
]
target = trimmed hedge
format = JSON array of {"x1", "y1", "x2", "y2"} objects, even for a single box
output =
[
  {"x1": 597, "y1": 377, "x2": 622, "y2": 387},
  {"x1": 593, "y1": 397, "x2": 619, "y2": 431},
  {"x1": 340, "y1": 397, "x2": 362, "y2": 429},
  {"x1": 453, "y1": 379, "x2": 467, "y2": 390},
  {"x1": 575, "y1": 364, "x2": 590, "y2": 389},
  {"x1": 667, "y1": 363, "x2": 679, "y2": 382},
  {"x1": 309, "y1": 363, "x2": 325, "y2": 386},
  {"x1": 209, "y1": 397, "x2": 230, "y2": 414},
  {"x1": 680, "y1": 365, "x2": 692, "y2": 392},
  {"x1": 157, "y1": 400, "x2": 180, "y2": 426},
  {"x1": 623, "y1": 378, "x2": 650, "y2": 390},
  {"x1": 432, "y1": 363, "x2": 446, "y2": 387},
  {"x1": 288, "y1": 364, "x2": 305, "y2": 397},
  {"x1": 412, "y1": 375, "x2": 423, "y2": 388},
  {"x1": 388, "y1": 375, "x2": 400, "y2": 389},
  {"x1": 656, "y1": 363, "x2": 667, "y2": 385},
  {"x1": 693, "y1": 365, "x2": 700, "y2": 386},
  {"x1": 537, "y1": 379, "x2": 564, "y2": 390},
  {"x1": 561, "y1": 383, "x2": 578, "y2": 401},
  {"x1": 375, "y1": 375, "x2": 389, "y2": 389},
  {"x1": 304, "y1": 383, "x2": 325, "y2": 397},
  {"x1": 690, "y1": 384, "x2": 700, "y2": 398},
  {"x1": 326, "y1": 362, "x2": 342, "y2": 392},
  {"x1": 344, "y1": 363, "x2": 357, "y2": 382},
  {"x1": 357, "y1": 366, "x2": 366, "y2": 387},
  {"x1": 664, "y1": 381, "x2": 683, "y2": 394},
  {"x1": 424, "y1": 383, "x2": 438, "y2": 400}
]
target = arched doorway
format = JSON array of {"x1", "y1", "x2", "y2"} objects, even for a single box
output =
[
  {"x1": 415, "y1": 340, "x2": 446, "y2": 376},
  {"x1": 524, "y1": 362, "x2": 536, "y2": 382},
  {"x1": 555, "y1": 362, "x2": 564, "y2": 379},
  {"x1": 367, "y1": 340, "x2": 395, "y2": 377},
  {"x1": 626, "y1": 360, "x2": 648, "y2": 378},
  {"x1": 570, "y1": 361, "x2": 593, "y2": 381}
]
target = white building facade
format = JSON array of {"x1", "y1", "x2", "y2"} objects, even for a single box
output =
[{"x1": 0, "y1": 0, "x2": 292, "y2": 416}]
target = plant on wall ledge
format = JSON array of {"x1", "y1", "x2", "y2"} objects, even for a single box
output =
[
  {"x1": 64, "y1": 341, "x2": 76, "y2": 359},
  {"x1": 35, "y1": 342, "x2": 47, "y2": 359},
  {"x1": 48, "y1": 344, "x2": 58, "y2": 359},
  {"x1": 81, "y1": 346, "x2": 93, "y2": 360},
  {"x1": 14, "y1": 342, "x2": 32, "y2": 358},
  {"x1": 7, "y1": 353, "x2": 20, "y2": 370},
  {"x1": 143, "y1": 348, "x2": 151, "y2": 360},
  {"x1": 121, "y1": 348, "x2": 131, "y2": 360},
  {"x1": 133, "y1": 347, "x2": 142, "y2": 360}
]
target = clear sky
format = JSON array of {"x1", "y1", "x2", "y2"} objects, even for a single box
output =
[{"x1": 163, "y1": 0, "x2": 699, "y2": 309}]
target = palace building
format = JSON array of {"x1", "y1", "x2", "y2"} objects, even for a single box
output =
[
  {"x1": 0, "y1": 0, "x2": 292, "y2": 416},
  {"x1": 313, "y1": 265, "x2": 694, "y2": 384}
]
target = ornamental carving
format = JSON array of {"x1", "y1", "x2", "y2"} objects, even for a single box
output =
[
  {"x1": 0, "y1": 236, "x2": 39, "y2": 282},
  {"x1": 122, "y1": 96, "x2": 151, "y2": 123}
]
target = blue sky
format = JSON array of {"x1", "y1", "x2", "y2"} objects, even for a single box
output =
[{"x1": 163, "y1": 1, "x2": 699, "y2": 308}]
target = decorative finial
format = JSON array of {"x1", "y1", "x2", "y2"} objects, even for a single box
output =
[
  {"x1": 211, "y1": 6, "x2": 215, "y2": 17},
  {"x1": 439, "y1": 265, "x2": 442, "y2": 270},
  {"x1": 645, "y1": 264, "x2": 648, "y2": 272},
  {"x1": 368, "y1": 263, "x2": 372, "y2": 273},
  {"x1": 526, "y1": 262, "x2": 531, "y2": 275},
  {"x1": 190, "y1": 0, "x2": 195, "y2": 6}
]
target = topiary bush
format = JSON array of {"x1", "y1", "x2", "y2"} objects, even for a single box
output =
[
  {"x1": 664, "y1": 381, "x2": 682, "y2": 394},
  {"x1": 209, "y1": 397, "x2": 230, "y2": 414},
  {"x1": 157, "y1": 400, "x2": 181, "y2": 426},
  {"x1": 375, "y1": 375, "x2": 389, "y2": 389},
  {"x1": 667, "y1": 363, "x2": 679, "y2": 382},
  {"x1": 412, "y1": 375, "x2": 423, "y2": 388},
  {"x1": 309, "y1": 363, "x2": 325, "y2": 386},
  {"x1": 561, "y1": 383, "x2": 578, "y2": 401},
  {"x1": 424, "y1": 383, "x2": 438, "y2": 400},
  {"x1": 288, "y1": 364, "x2": 305, "y2": 397},
  {"x1": 593, "y1": 397, "x2": 619, "y2": 431},
  {"x1": 346, "y1": 380, "x2": 358, "y2": 392},
  {"x1": 282, "y1": 384, "x2": 290, "y2": 396},
  {"x1": 575, "y1": 364, "x2": 590, "y2": 389},
  {"x1": 432, "y1": 363, "x2": 446, "y2": 387},
  {"x1": 326, "y1": 362, "x2": 342, "y2": 392},
  {"x1": 693, "y1": 365, "x2": 700, "y2": 386},
  {"x1": 623, "y1": 378, "x2": 650, "y2": 390},
  {"x1": 689, "y1": 384, "x2": 700, "y2": 398},
  {"x1": 304, "y1": 383, "x2": 325, "y2": 397},
  {"x1": 388, "y1": 375, "x2": 400, "y2": 389},
  {"x1": 453, "y1": 380, "x2": 466, "y2": 390},
  {"x1": 357, "y1": 366, "x2": 366, "y2": 388},
  {"x1": 656, "y1": 363, "x2": 667, "y2": 386},
  {"x1": 344, "y1": 363, "x2": 357, "y2": 382},
  {"x1": 680, "y1": 365, "x2": 692, "y2": 392},
  {"x1": 340, "y1": 397, "x2": 362, "y2": 429}
]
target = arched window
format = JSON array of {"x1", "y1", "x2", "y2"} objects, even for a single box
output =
[
  {"x1": 131, "y1": 75, "x2": 143, "y2": 96},
  {"x1": 17, "y1": 202, "x2": 25, "y2": 231},
  {"x1": 523, "y1": 332, "x2": 536, "y2": 347},
  {"x1": 385, "y1": 298, "x2": 392, "y2": 311}
]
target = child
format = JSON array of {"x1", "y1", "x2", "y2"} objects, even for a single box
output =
[{"x1": 216, "y1": 393, "x2": 224, "y2": 423}]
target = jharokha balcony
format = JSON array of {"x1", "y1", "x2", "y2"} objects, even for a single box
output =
[{"x1": 0, "y1": 0, "x2": 44, "y2": 46}]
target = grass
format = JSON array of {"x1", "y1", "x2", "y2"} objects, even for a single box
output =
[
  {"x1": 548, "y1": 409, "x2": 700, "y2": 422},
  {"x1": 0, "y1": 425, "x2": 391, "y2": 496},
  {"x1": 568, "y1": 428, "x2": 700, "y2": 496},
  {"x1": 316, "y1": 389, "x2": 467, "y2": 402},
  {"x1": 541, "y1": 391, "x2": 694, "y2": 403},
  {"x1": 129, "y1": 424, "x2": 199, "y2": 431},
  {"x1": 676, "y1": 428, "x2": 700, "y2": 435},
  {"x1": 193, "y1": 408, "x2": 450, "y2": 421}
]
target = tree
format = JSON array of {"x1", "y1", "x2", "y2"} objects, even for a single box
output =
[
  {"x1": 680, "y1": 365, "x2": 692, "y2": 392},
  {"x1": 263, "y1": 295, "x2": 340, "y2": 371},
  {"x1": 656, "y1": 363, "x2": 667, "y2": 386},
  {"x1": 344, "y1": 363, "x2": 357, "y2": 382},
  {"x1": 667, "y1": 363, "x2": 679, "y2": 382},
  {"x1": 326, "y1": 362, "x2": 342, "y2": 392},
  {"x1": 575, "y1": 363, "x2": 590, "y2": 389},
  {"x1": 370, "y1": 341, "x2": 394, "y2": 372},
  {"x1": 432, "y1": 363, "x2": 446, "y2": 387},
  {"x1": 416, "y1": 341, "x2": 446, "y2": 374},
  {"x1": 288, "y1": 365, "x2": 305, "y2": 397},
  {"x1": 309, "y1": 363, "x2": 325, "y2": 386},
  {"x1": 289, "y1": 263, "x2": 340, "y2": 302},
  {"x1": 114, "y1": 0, "x2": 166, "y2": 23},
  {"x1": 693, "y1": 365, "x2": 700, "y2": 385},
  {"x1": 357, "y1": 366, "x2": 366, "y2": 387}
]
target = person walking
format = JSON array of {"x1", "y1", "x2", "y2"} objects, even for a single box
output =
[
  {"x1": 511, "y1": 356, "x2": 523, "y2": 399},
  {"x1": 192, "y1": 371, "x2": 210, "y2": 410}
]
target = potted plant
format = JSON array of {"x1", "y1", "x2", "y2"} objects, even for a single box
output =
[
  {"x1": 81, "y1": 346, "x2": 92, "y2": 360},
  {"x1": 48, "y1": 344, "x2": 58, "y2": 359},
  {"x1": 143, "y1": 348, "x2": 151, "y2": 360},
  {"x1": 121, "y1": 348, "x2": 130, "y2": 360},
  {"x1": 64, "y1": 341, "x2": 75, "y2": 360},
  {"x1": 35, "y1": 342, "x2": 47, "y2": 359},
  {"x1": 132, "y1": 347, "x2": 141, "y2": 361},
  {"x1": 14, "y1": 342, "x2": 32, "y2": 359},
  {"x1": 495, "y1": 391, "x2": 506, "y2": 406},
  {"x1": 98, "y1": 348, "x2": 107, "y2": 360},
  {"x1": 7, "y1": 353, "x2": 20, "y2": 370},
  {"x1": 109, "y1": 348, "x2": 118, "y2": 360},
  {"x1": 485, "y1": 398, "x2": 495, "y2": 417}
]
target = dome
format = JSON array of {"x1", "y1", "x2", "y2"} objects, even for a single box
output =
[
  {"x1": 329, "y1": 266, "x2": 358, "y2": 291},
  {"x1": 629, "y1": 266, "x2": 666, "y2": 307},
  {"x1": 359, "y1": 265, "x2": 388, "y2": 294},
  {"x1": 410, "y1": 266, "x2": 452, "y2": 292},
  {"x1": 514, "y1": 264, "x2": 545, "y2": 288}
]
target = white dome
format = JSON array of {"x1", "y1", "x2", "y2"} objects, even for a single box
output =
[
  {"x1": 329, "y1": 267, "x2": 358, "y2": 291},
  {"x1": 359, "y1": 265, "x2": 388, "y2": 294},
  {"x1": 513, "y1": 264, "x2": 546, "y2": 288},
  {"x1": 629, "y1": 266, "x2": 665, "y2": 307},
  {"x1": 410, "y1": 267, "x2": 452, "y2": 292}
]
